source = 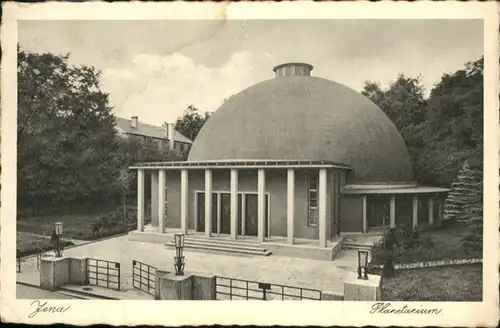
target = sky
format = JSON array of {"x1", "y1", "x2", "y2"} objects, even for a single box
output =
[{"x1": 18, "y1": 19, "x2": 484, "y2": 126}]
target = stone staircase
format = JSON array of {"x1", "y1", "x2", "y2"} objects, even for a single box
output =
[
  {"x1": 341, "y1": 234, "x2": 383, "y2": 253},
  {"x1": 56, "y1": 284, "x2": 154, "y2": 300},
  {"x1": 57, "y1": 285, "x2": 119, "y2": 300},
  {"x1": 165, "y1": 237, "x2": 272, "y2": 256}
]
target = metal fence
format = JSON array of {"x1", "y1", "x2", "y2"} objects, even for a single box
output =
[
  {"x1": 215, "y1": 276, "x2": 322, "y2": 300},
  {"x1": 36, "y1": 246, "x2": 47, "y2": 271},
  {"x1": 86, "y1": 258, "x2": 121, "y2": 291},
  {"x1": 16, "y1": 256, "x2": 21, "y2": 273},
  {"x1": 132, "y1": 260, "x2": 157, "y2": 296}
]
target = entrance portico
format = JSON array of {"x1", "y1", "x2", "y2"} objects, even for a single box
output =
[{"x1": 131, "y1": 160, "x2": 352, "y2": 247}]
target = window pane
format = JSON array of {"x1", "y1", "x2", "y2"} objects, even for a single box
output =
[
  {"x1": 309, "y1": 179, "x2": 317, "y2": 190},
  {"x1": 309, "y1": 198, "x2": 317, "y2": 208},
  {"x1": 308, "y1": 208, "x2": 318, "y2": 226}
]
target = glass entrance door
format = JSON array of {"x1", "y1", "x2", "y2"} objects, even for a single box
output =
[
  {"x1": 243, "y1": 194, "x2": 269, "y2": 237},
  {"x1": 197, "y1": 192, "x2": 269, "y2": 236},
  {"x1": 367, "y1": 195, "x2": 389, "y2": 228},
  {"x1": 220, "y1": 193, "x2": 231, "y2": 234},
  {"x1": 196, "y1": 192, "x2": 218, "y2": 233}
]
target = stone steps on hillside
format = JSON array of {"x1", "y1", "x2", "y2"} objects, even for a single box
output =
[
  {"x1": 165, "y1": 237, "x2": 272, "y2": 256},
  {"x1": 56, "y1": 290, "x2": 104, "y2": 300},
  {"x1": 58, "y1": 286, "x2": 119, "y2": 300}
]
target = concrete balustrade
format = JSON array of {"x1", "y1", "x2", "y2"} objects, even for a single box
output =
[
  {"x1": 40, "y1": 256, "x2": 88, "y2": 291},
  {"x1": 343, "y1": 272, "x2": 381, "y2": 301},
  {"x1": 156, "y1": 271, "x2": 216, "y2": 300}
]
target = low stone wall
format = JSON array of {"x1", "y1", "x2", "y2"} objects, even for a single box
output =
[
  {"x1": 40, "y1": 256, "x2": 88, "y2": 291},
  {"x1": 371, "y1": 257, "x2": 482, "y2": 271},
  {"x1": 157, "y1": 271, "x2": 216, "y2": 300}
]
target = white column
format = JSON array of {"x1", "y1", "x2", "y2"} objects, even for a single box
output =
[
  {"x1": 287, "y1": 169, "x2": 295, "y2": 244},
  {"x1": 180, "y1": 169, "x2": 188, "y2": 234},
  {"x1": 438, "y1": 197, "x2": 444, "y2": 221},
  {"x1": 389, "y1": 195, "x2": 396, "y2": 228},
  {"x1": 151, "y1": 171, "x2": 159, "y2": 228},
  {"x1": 230, "y1": 169, "x2": 239, "y2": 239},
  {"x1": 428, "y1": 197, "x2": 434, "y2": 224},
  {"x1": 318, "y1": 168, "x2": 327, "y2": 247},
  {"x1": 412, "y1": 195, "x2": 419, "y2": 228},
  {"x1": 257, "y1": 169, "x2": 266, "y2": 242},
  {"x1": 204, "y1": 169, "x2": 212, "y2": 237},
  {"x1": 362, "y1": 195, "x2": 367, "y2": 233},
  {"x1": 158, "y1": 170, "x2": 166, "y2": 233},
  {"x1": 137, "y1": 169, "x2": 145, "y2": 232}
]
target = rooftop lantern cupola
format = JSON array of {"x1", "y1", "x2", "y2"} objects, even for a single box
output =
[{"x1": 273, "y1": 62, "x2": 314, "y2": 78}]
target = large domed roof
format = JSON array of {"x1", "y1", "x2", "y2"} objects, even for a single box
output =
[{"x1": 188, "y1": 63, "x2": 414, "y2": 183}]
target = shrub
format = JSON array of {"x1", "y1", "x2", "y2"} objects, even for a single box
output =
[{"x1": 383, "y1": 257, "x2": 395, "y2": 278}]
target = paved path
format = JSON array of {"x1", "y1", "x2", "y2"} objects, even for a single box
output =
[
  {"x1": 18, "y1": 235, "x2": 360, "y2": 296},
  {"x1": 17, "y1": 284, "x2": 73, "y2": 300}
]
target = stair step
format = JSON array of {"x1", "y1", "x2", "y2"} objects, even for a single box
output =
[
  {"x1": 342, "y1": 243, "x2": 373, "y2": 250},
  {"x1": 165, "y1": 242, "x2": 271, "y2": 256},
  {"x1": 59, "y1": 286, "x2": 118, "y2": 300},
  {"x1": 56, "y1": 290, "x2": 101, "y2": 300},
  {"x1": 172, "y1": 239, "x2": 269, "y2": 251},
  {"x1": 184, "y1": 237, "x2": 263, "y2": 246}
]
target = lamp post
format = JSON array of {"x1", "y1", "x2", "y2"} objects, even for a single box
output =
[
  {"x1": 53, "y1": 222, "x2": 64, "y2": 258},
  {"x1": 174, "y1": 233, "x2": 185, "y2": 275},
  {"x1": 357, "y1": 249, "x2": 369, "y2": 280}
]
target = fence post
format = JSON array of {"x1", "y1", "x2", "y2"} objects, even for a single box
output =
[
  {"x1": 116, "y1": 262, "x2": 121, "y2": 291},
  {"x1": 16, "y1": 249, "x2": 21, "y2": 273}
]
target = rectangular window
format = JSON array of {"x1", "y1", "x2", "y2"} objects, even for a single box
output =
[{"x1": 308, "y1": 173, "x2": 319, "y2": 227}]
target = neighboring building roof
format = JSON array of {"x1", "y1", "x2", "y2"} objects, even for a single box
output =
[
  {"x1": 115, "y1": 117, "x2": 193, "y2": 144},
  {"x1": 188, "y1": 64, "x2": 413, "y2": 183},
  {"x1": 130, "y1": 159, "x2": 353, "y2": 170}
]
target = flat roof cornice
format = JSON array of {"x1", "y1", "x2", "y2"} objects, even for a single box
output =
[
  {"x1": 342, "y1": 184, "x2": 451, "y2": 195},
  {"x1": 129, "y1": 159, "x2": 352, "y2": 170}
]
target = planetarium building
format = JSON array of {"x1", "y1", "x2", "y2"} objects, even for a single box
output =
[{"x1": 129, "y1": 62, "x2": 449, "y2": 256}]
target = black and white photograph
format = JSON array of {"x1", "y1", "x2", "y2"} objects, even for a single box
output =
[{"x1": 1, "y1": 1, "x2": 498, "y2": 327}]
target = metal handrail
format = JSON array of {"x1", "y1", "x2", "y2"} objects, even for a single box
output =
[
  {"x1": 86, "y1": 258, "x2": 121, "y2": 291},
  {"x1": 215, "y1": 276, "x2": 322, "y2": 300},
  {"x1": 132, "y1": 260, "x2": 157, "y2": 296}
]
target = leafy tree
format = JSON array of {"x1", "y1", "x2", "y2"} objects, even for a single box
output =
[
  {"x1": 18, "y1": 48, "x2": 121, "y2": 211},
  {"x1": 362, "y1": 57, "x2": 483, "y2": 188},
  {"x1": 419, "y1": 57, "x2": 483, "y2": 186},
  {"x1": 362, "y1": 75, "x2": 428, "y2": 181},
  {"x1": 171, "y1": 105, "x2": 210, "y2": 142},
  {"x1": 114, "y1": 168, "x2": 132, "y2": 225}
]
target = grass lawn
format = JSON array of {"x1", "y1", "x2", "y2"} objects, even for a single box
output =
[
  {"x1": 373, "y1": 224, "x2": 482, "y2": 265},
  {"x1": 17, "y1": 210, "x2": 145, "y2": 241},
  {"x1": 382, "y1": 264, "x2": 482, "y2": 301},
  {"x1": 18, "y1": 213, "x2": 102, "y2": 240},
  {"x1": 16, "y1": 231, "x2": 74, "y2": 257}
]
